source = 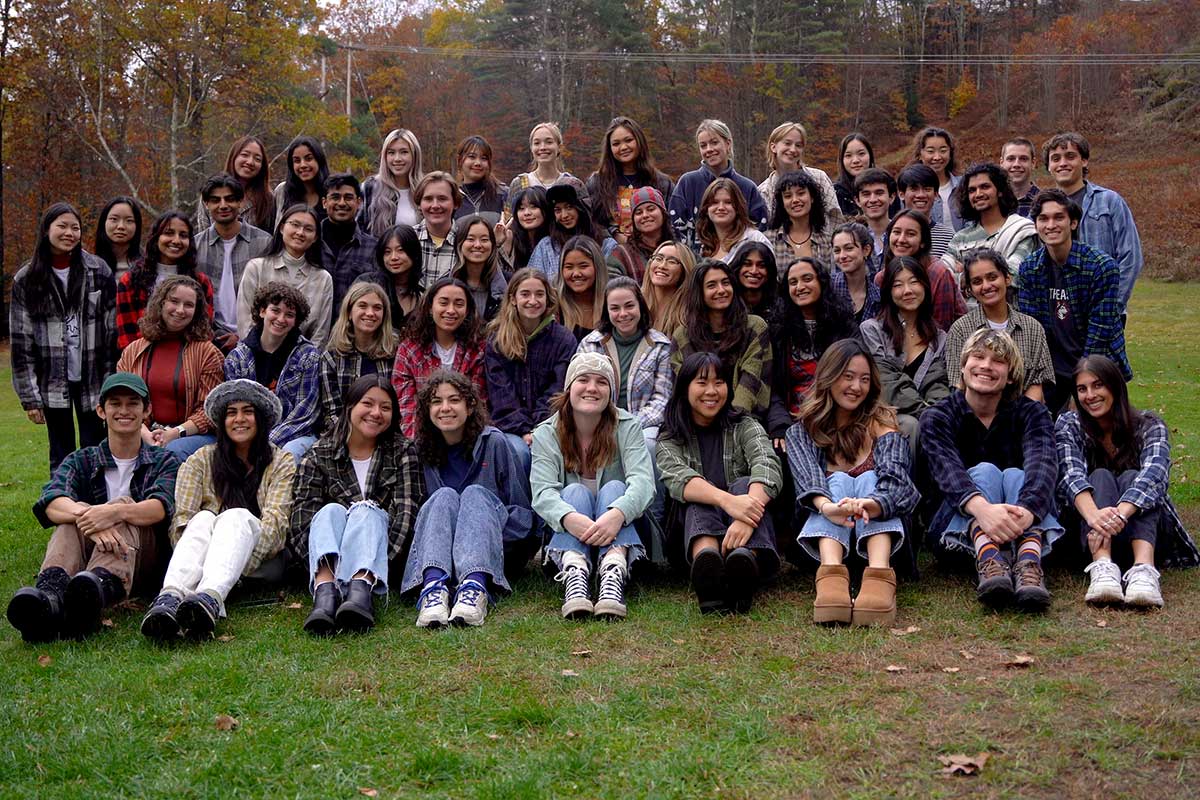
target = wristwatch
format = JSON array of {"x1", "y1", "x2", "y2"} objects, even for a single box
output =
[{"x1": 175, "y1": 425, "x2": 188, "y2": 438}]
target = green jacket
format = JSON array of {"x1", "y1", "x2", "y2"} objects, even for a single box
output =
[
  {"x1": 656, "y1": 415, "x2": 782, "y2": 502},
  {"x1": 670, "y1": 314, "x2": 772, "y2": 419}
]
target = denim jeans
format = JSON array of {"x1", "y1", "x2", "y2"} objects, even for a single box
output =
[
  {"x1": 307, "y1": 501, "x2": 391, "y2": 595},
  {"x1": 161, "y1": 508, "x2": 261, "y2": 616},
  {"x1": 166, "y1": 433, "x2": 218, "y2": 460},
  {"x1": 938, "y1": 462, "x2": 1064, "y2": 556},
  {"x1": 400, "y1": 485, "x2": 510, "y2": 595},
  {"x1": 281, "y1": 435, "x2": 319, "y2": 465},
  {"x1": 546, "y1": 480, "x2": 645, "y2": 569},
  {"x1": 797, "y1": 470, "x2": 905, "y2": 561},
  {"x1": 503, "y1": 432, "x2": 532, "y2": 474}
]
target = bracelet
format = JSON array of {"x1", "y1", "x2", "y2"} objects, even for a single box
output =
[{"x1": 1113, "y1": 511, "x2": 1128, "y2": 523}]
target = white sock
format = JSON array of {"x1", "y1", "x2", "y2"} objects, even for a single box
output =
[
  {"x1": 561, "y1": 550, "x2": 588, "y2": 572},
  {"x1": 600, "y1": 546, "x2": 627, "y2": 575}
]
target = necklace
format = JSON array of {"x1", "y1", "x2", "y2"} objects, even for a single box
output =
[
  {"x1": 462, "y1": 184, "x2": 487, "y2": 210},
  {"x1": 787, "y1": 229, "x2": 812, "y2": 248}
]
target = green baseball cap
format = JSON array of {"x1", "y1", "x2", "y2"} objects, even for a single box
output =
[{"x1": 99, "y1": 372, "x2": 150, "y2": 402}]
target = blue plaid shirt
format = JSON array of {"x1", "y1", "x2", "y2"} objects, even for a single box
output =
[
  {"x1": 33, "y1": 440, "x2": 179, "y2": 529},
  {"x1": 830, "y1": 263, "x2": 881, "y2": 323},
  {"x1": 224, "y1": 331, "x2": 323, "y2": 446},
  {"x1": 786, "y1": 426, "x2": 919, "y2": 522}
]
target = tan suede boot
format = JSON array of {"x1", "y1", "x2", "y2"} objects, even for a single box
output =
[
  {"x1": 852, "y1": 567, "x2": 897, "y2": 626},
  {"x1": 813, "y1": 564, "x2": 852, "y2": 625}
]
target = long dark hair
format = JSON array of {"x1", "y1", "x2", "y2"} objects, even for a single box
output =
[
  {"x1": 509, "y1": 186, "x2": 552, "y2": 270},
  {"x1": 404, "y1": 277, "x2": 481, "y2": 347},
  {"x1": 267, "y1": 204, "x2": 324, "y2": 269},
  {"x1": 770, "y1": 170, "x2": 828, "y2": 235},
  {"x1": 729, "y1": 241, "x2": 778, "y2": 315},
  {"x1": 211, "y1": 404, "x2": 273, "y2": 517},
  {"x1": 885, "y1": 209, "x2": 933, "y2": 264},
  {"x1": 224, "y1": 135, "x2": 275, "y2": 230},
  {"x1": 797, "y1": 339, "x2": 896, "y2": 466},
  {"x1": 591, "y1": 116, "x2": 667, "y2": 229},
  {"x1": 878, "y1": 256, "x2": 937, "y2": 355},
  {"x1": 94, "y1": 196, "x2": 144, "y2": 271},
  {"x1": 773, "y1": 257, "x2": 855, "y2": 359},
  {"x1": 550, "y1": 189, "x2": 603, "y2": 250},
  {"x1": 958, "y1": 162, "x2": 1019, "y2": 224},
  {"x1": 684, "y1": 259, "x2": 750, "y2": 365},
  {"x1": 21, "y1": 203, "x2": 85, "y2": 317},
  {"x1": 415, "y1": 369, "x2": 489, "y2": 468},
  {"x1": 332, "y1": 374, "x2": 400, "y2": 446},
  {"x1": 127, "y1": 211, "x2": 200, "y2": 297},
  {"x1": 596, "y1": 276, "x2": 651, "y2": 336},
  {"x1": 374, "y1": 223, "x2": 423, "y2": 297},
  {"x1": 455, "y1": 135, "x2": 501, "y2": 208},
  {"x1": 1072, "y1": 355, "x2": 1152, "y2": 474},
  {"x1": 660, "y1": 351, "x2": 744, "y2": 444},
  {"x1": 835, "y1": 133, "x2": 876, "y2": 191},
  {"x1": 281, "y1": 136, "x2": 330, "y2": 208}
]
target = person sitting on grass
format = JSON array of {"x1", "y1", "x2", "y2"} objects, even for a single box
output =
[
  {"x1": 786, "y1": 339, "x2": 918, "y2": 626},
  {"x1": 656, "y1": 351, "x2": 783, "y2": 615},
  {"x1": 6, "y1": 373, "x2": 179, "y2": 642},
  {"x1": 141, "y1": 380, "x2": 295, "y2": 640},
  {"x1": 920, "y1": 329, "x2": 1062, "y2": 612},
  {"x1": 1056, "y1": 355, "x2": 1199, "y2": 608},
  {"x1": 289, "y1": 374, "x2": 424, "y2": 636},
  {"x1": 405, "y1": 371, "x2": 537, "y2": 628}
]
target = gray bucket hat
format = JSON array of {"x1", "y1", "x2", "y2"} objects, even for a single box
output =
[{"x1": 204, "y1": 379, "x2": 283, "y2": 431}]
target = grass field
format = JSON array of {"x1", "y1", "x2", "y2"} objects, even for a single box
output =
[{"x1": 0, "y1": 282, "x2": 1197, "y2": 798}]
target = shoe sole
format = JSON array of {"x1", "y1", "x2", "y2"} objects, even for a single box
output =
[
  {"x1": 561, "y1": 599, "x2": 594, "y2": 620},
  {"x1": 417, "y1": 615, "x2": 450, "y2": 629},
  {"x1": 691, "y1": 550, "x2": 725, "y2": 610},
  {"x1": 976, "y1": 577, "x2": 1014, "y2": 609},
  {"x1": 1015, "y1": 589, "x2": 1051, "y2": 613},
  {"x1": 593, "y1": 601, "x2": 627, "y2": 620},
  {"x1": 724, "y1": 550, "x2": 759, "y2": 614},
  {"x1": 303, "y1": 611, "x2": 338, "y2": 636},
  {"x1": 63, "y1": 575, "x2": 104, "y2": 638},
  {"x1": 1125, "y1": 593, "x2": 1163, "y2": 609},
  {"x1": 140, "y1": 609, "x2": 181, "y2": 640},
  {"x1": 449, "y1": 613, "x2": 487, "y2": 627},
  {"x1": 7, "y1": 592, "x2": 58, "y2": 643},
  {"x1": 1085, "y1": 589, "x2": 1125, "y2": 606},
  {"x1": 177, "y1": 600, "x2": 217, "y2": 638},
  {"x1": 813, "y1": 604, "x2": 852, "y2": 625}
]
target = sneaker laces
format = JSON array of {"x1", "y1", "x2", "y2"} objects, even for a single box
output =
[
  {"x1": 597, "y1": 563, "x2": 626, "y2": 603},
  {"x1": 1084, "y1": 559, "x2": 1122, "y2": 583},
  {"x1": 417, "y1": 581, "x2": 449, "y2": 610},
  {"x1": 454, "y1": 579, "x2": 489, "y2": 608},
  {"x1": 1123, "y1": 563, "x2": 1161, "y2": 587},
  {"x1": 1015, "y1": 560, "x2": 1045, "y2": 587},
  {"x1": 978, "y1": 557, "x2": 1010, "y2": 580},
  {"x1": 554, "y1": 565, "x2": 590, "y2": 599}
]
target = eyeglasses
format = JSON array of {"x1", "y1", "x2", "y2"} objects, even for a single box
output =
[{"x1": 648, "y1": 254, "x2": 683, "y2": 269}]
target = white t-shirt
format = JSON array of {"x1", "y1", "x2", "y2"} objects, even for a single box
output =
[
  {"x1": 434, "y1": 341, "x2": 457, "y2": 370},
  {"x1": 394, "y1": 189, "x2": 419, "y2": 228},
  {"x1": 351, "y1": 455, "x2": 373, "y2": 496},
  {"x1": 938, "y1": 183, "x2": 955, "y2": 225},
  {"x1": 987, "y1": 318, "x2": 1009, "y2": 332},
  {"x1": 216, "y1": 237, "x2": 238, "y2": 326},
  {"x1": 53, "y1": 266, "x2": 82, "y2": 382},
  {"x1": 105, "y1": 455, "x2": 138, "y2": 502}
]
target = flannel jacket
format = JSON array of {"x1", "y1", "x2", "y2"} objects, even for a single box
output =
[
  {"x1": 115, "y1": 267, "x2": 215, "y2": 350},
  {"x1": 944, "y1": 305, "x2": 1055, "y2": 392},
  {"x1": 288, "y1": 431, "x2": 425, "y2": 564},
  {"x1": 1016, "y1": 183, "x2": 1041, "y2": 219},
  {"x1": 1077, "y1": 181, "x2": 1142, "y2": 310},
  {"x1": 786, "y1": 425, "x2": 918, "y2": 521},
  {"x1": 941, "y1": 214, "x2": 1039, "y2": 279},
  {"x1": 193, "y1": 223, "x2": 272, "y2": 331},
  {"x1": 172, "y1": 443, "x2": 296, "y2": 573},
  {"x1": 392, "y1": 337, "x2": 487, "y2": 439},
  {"x1": 484, "y1": 320, "x2": 577, "y2": 436},
  {"x1": 224, "y1": 330, "x2": 323, "y2": 446},
  {"x1": 656, "y1": 414, "x2": 782, "y2": 502},
  {"x1": 116, "y1": 337, "x2": 224, "y2": 434},
  {"x1": 769, "y1": 226, "x2": 833, "y2": 269},
  {"x1": 829, "y1": 262, "x2": 882, "y2": 324},
  {"x1": 669, "y1": 162, "x2": 768, "y2": 254},
  {"x1": 758, "y1": 167, "x2": 841, "y2": 223},
  {"x1": 1054, "y1": 411, "x2": 1198, "y2": 569},
  {"x1": 10, "y1": 253, "x2": 117, "y2": 411},
  {"x1": 870, "y1": 256, "x2": 965, "y2": 332},
  {"x1": 671, "y1": 314, "x2": 773, "y2": 420},
  {"x1": 33, "y1": 439, "x2": 179, "y2": 529},
  {"x1": 319, "y1": 348, "x2": 397, "y2": 434},
  {"x1": 577, "y1": 328, "x2": 675, "y2": 431},
  {"x1": 415, "y1": 221, "x2": 458, "y2": 288},
  {"x1": 1017, "y1": 241, "x2": 1131, "y2": 380},
  {"x1": 321, "y1": 220, "x2": 378, "y2": 312}
]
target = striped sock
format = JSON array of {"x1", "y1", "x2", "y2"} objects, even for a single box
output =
[
  {"x1": 1017, "y1": 532, "x2": 1042, "y2": 564},
  {"x1": 973, "y1": 529, "x2": 1001, "y2": 562}
]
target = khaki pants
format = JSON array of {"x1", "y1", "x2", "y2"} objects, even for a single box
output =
[{"x1": 40, "y1": 522, "x2": 158, "y2": 596}]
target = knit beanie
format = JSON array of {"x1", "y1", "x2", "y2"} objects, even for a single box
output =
[
  {"x1": 563, "y1": 351, "x2": 617, "y2": 403},
  {"x1": 630, "y1": 186, "x2": 666, "y2": 215},
  {"x1": 204, "y1": 379, "x2": 283, "y2": 430}
]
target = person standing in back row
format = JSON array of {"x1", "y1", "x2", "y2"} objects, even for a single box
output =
[{"x1": 670, "y1": 119, "x2": 767, "y2": 254}]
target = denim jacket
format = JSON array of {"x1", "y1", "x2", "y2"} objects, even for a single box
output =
[{"x1": 1077, "y1": 181, "x2": 1142, "y2": 310}]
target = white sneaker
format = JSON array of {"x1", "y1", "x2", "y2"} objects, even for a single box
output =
[
  {"x1": 1083, "y1": 559, "x2": 1124, "y2": 605},
  {"x1": 449, "y1": 580, "x2": 489, "y2": 627},
  {"x1": 416, "y1": 581, "x2": 451, "y2": 628},
  {"x1": 1123, "y1": 563, "x2": 1164, "y2": 608},
  {"x1": 593, "y1": 562, "x2": 628, "y2": 620},
  {"x1": 555, "y1": 565, "x2": 593, "y2": 619}
]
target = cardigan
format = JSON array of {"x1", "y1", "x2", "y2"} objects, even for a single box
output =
[
  {"x1": 859, "y1": 319, "x2": 952, "y2": 417},
  {"x1": 392, "y1": 337, "x2": 487, "y2": 439},
  {"x1": 577, "y1": 328, "x2": 675, "y2": 431},
  {"x1": 237, "y1": 254, "x2": 333, "y2": 349},
  {"x1": 224, "y1": 330, "x2": 323, "y2": 446},
  {"x1": 116, "y1": 337, "x2": 224, "y2": 434},
  {"x1": 115, "y1": 267, "x2": 215, "y2": 350},
  {"x1": 484, "y1": 320, "x2": 578, "y2": 436},
  {"x1": 671, "y1": 314, "x2": 773, "y2": 420},
  {"x1": 656, "y1": 415, "x2": 782, "y2": 502},
  {"x1": 786, "y1": 425, "x2": 918, "y2": 522}
]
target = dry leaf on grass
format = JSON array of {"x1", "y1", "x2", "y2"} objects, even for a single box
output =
[
  {"x1": 1004, "y1": 654, "x2": 1036, "y2": 668},
  {"x1": 938, "y1": 752, "x2": 990, "y2": 776},
  {"x1": 37, "y1": 654, "x2": 52, "y2": 668},
  {"x1": 942, "y1": 667, "x2": 961, "y2": 674},
  {"x1": 890, "y1": 625, "x2": 921, "y2": 636},
  {"x1": 959, "y1": 650, "x2": 976, "y2": 660},
  {"x1": 671, "y1": 638, "x2": 685, "y2": 645},
  {"x1": 358, "y1": 789, "x2": 378, "y2": 798},
  {"x1": 1096, "y1": 619, "x2": 1108, "y2": 628},
  {"x1": 214, "y1": 714, "x2": 239, "y2": 731},
  {"x1": 570, "y1": 649, "x2": 592, "y2": 658},
  {"x1": 286, "y1": 602, "x2": 304, "y2": 610},
  {"x1": 560, "y1": 669, "x2": 579, "y2": 677},
  {"x1": 100, "y1": 618, "x2": 115, "y2": 628},
  {"x1": 565, "y1": 730, "x2": 577, "y2": 738},
  {"x1": 885, "y1": 664, "x2": 907, "y2": 673},
  {"x1": 485, "y1": 733, "x2": 501, "y2": 740},
  {"x1": 217, "y1": 634, "x2": 235, "y2": 642}
]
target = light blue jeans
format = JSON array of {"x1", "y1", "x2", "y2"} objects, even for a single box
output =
[
  {"x1": 503, "y1": 432, "x2": 532, "y2": 474},
  {"x1": 307, "y1": 501, "x2": 390, "y2": 595},
  {"x1": 166, "y1": 433, "x2": 218, "y2": 460},
  {"x1": 797, "y1": 470, "x2": 905, "y2": 561},
  {"x1": 401, "y1": 485, "x2": 510, "y2": 595},
  {"x1": 282, "y1": 435, "x2": 318, "y2": 465},
  {"x1": 546, "y1": 480, "x2": 645, "y2": 569},
  {"x1": 939, "y1": 463, "x2": 1064, "y2": 555}
]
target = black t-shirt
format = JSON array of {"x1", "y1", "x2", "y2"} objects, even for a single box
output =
[
  {"x1": 1046, "y1": 257, "x2": 1083, "y2": 376},
  {"x1": 696, "y1": 424, "x2": 727, "y2": 492}
]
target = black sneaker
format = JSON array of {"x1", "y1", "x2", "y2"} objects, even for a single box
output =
[
  {"x1": 63, "y1": 571, "x2": 107, "y2": 638},
  {"x1": 7, "y1": 587, "x2": 65, "y2": 643},
  {"x1": 723, "y1": 548, "x2": 760, "y2": 614},
  {"x1": 691, "y1": 548, "x2": 726, "y2": 614},
  {"x1": 141, "y1": 592, "x2": 183, "y2": 640},
  {"x1": 178, "y1": 592, "x2": 221, "y2": 638},
  {"x1": 975, "y1": 556, "x2": 1014, "y2": 608}
]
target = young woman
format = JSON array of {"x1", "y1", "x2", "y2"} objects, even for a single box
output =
[
  {"x1": 766, "y1": 257, "x2": 857, "y2": 444},
  {"x1": 769, "y1": 170, "x2": 833, "y2": 267},
  {"x1": 859, "y1": 256, "x2": 952, "y2": 419},
  {"x1": 393, "y1": 278, "x2": 487, "y2": 438},
  {"x1": 786, "y1": 340, "x2": 918, "y2": 625},
  {"x1": 946, "y1": 248, "x2": 1054, "y2": 402},
  {"x1": 556, "y1": 235, "x2": 609, "y2": 342},
  {"x1": 531, "y1": 352, "x2": 656, "y2": 620},
  {"x1": 406, "y1": 371, "x2": 537, "y2": 628},
  {"x1": 11, "y1": 203, "x2": 118, "y2": 472},
  {"x1": 94, "y1": 196, "x2": 143, "y2": 281},
  {"x1": 884, "y1": 209, "x2": 966, "y2": 331},
  {"x1": 506, "y1": 122, "x2": 575, "y2": 202},
  {"x1": 319, "y1": 282, "x2": 399, "y2": 433},
  {"x1": 829, "y1": 222, "x2": 881, "y2": 324},
  {"x1": 577, "y1": 277, "x2": 674, "y2": 444},
  {"x1": 499, "y1": 185, "x2": 552, "y2": 273},
  {"x1": 115, "y1": 211, "x2": 215, "y2": 349},
  {"x1": 911, "y1": 126, "x2": 963, "y2": 230},
  {"x1": 670, "y1": 259, "x2": 772, "y2": 420},
  {"x1": 640, "y1": 241, "x2": 696, "y2": 336},
  {"x1": 586, "y1": 116, "x2": 674, "y2": 243},
  {"x1": 657, "y1": 351, "x2": 782, "y2": 614},
  {"x1": 141, "y1": 380, "x2": 295, "y2": 640},
  {"x1": 289, "y1": 374, "x2": 424, "y2": 635},
  {"x1": 696, "y1": 178, "x2": 771, "y2": 262},
  {"x1": 729, "y1": 241, "x2": 778, "y2": 322},
  {"x1": 237, "y1": 204, "x2": 332, "y2": 347},
  {"x1": 360, "y1": 128, "x2": 424, "y2": 236},
  {"x1": 1058, "y1": 356, "x2": 1199, "y2": 608},
  {"x1": 454, "y1": 135, "x2": 507, "y2": 225},
  {"x1": 273, "y1": 135, "x2": 330, "y2": 228},
  {"x1": 527, "y1": 179, "x2": 617, "y2": 280},
  {"x1": 195, "y1": 135, "x2": 275, "y2": 231},
  {"x1": 116, "y1": 275, "x2": 224, "y2": 459},
  {"x1": 757, "y1": 122, "x2": 839, "y2": 221},
  {"x1": 668, "y1": 119, "x2": 767, "y2": 252},
  {"x1": 355, "y1": 223, "x2": 422, "y2": 332},
  {"x1": 451, "y1": 214, "x2": 507, "y2": 322},
  {"x1": 834, "y1": 133, "x2": 898, "y2": 217},
  {"x1": 484, "y1": 268, "x2": 578, "y2": 452},
  {"x1": 607, "y1": 187, "x2": 675, "y2": 283}
]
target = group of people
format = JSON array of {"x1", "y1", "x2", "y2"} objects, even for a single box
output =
[{"x1": 7, "y1": 118, "x2": 1194, "y2": 644}]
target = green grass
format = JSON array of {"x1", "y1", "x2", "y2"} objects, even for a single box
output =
[{"x1": 1, "y1": 282, "x2": 1198, "y2": 798}]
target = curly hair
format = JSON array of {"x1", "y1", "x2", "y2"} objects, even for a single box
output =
[
  {"x1": 250, "y1": 280, "x2": 311, "y2": 330},
  {"x1": 415, "y1": 369, "x2": 490, "y2": 468},
  {"x1": 139, "y1": 275, "x2": 213, "y2": 342},
  {"x1": 957, "y1": 162, "x2": 1018, "y2": 223}
]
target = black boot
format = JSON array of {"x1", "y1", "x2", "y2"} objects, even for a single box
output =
[
  {"x1": 6, "y1": 568, "x2": 69, "y2": 643},
  {"x1": 64, "y1": 568, "x2": 125, "y2": 639},
  {"x1": 690, "y1": 548, "x2": 726, "y2": 615},
  {"x1": 335, "y1": 579, "x2": 376, "y2": 632},
  {"x1": 303, "y1": 582, "x2": 342, "y2": 636},
  {"x1": 723, "y1": 547, "x2": 760, "y2": 614}
]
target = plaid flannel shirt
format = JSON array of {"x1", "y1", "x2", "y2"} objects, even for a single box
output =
[
  {"x1": 786, "y1": 425, "x2": 918, "y2": 521},
  {"x1": 33, "y1": 440, "x2": 179, "y2": 529},
  {"x1": 769, "y1": 226, "x2": 833, "y2": 271},
  {"x1": 416, "y1": 221, "x2": 458, "y2": 288},
  {"x1": 10, "y1": 253, "x2": 117, "y2": 411},
  {"x1": 671, "y1": 315, "x2": 773, "y2": 420},
  {"x1": 318, "y1": 348, "x2": 397, "y2": 434},
  {"x1": 321, "y1": 221, "x2": 378, "y2": 311},
  {"x1": 193, "y1": 223, "x2": 272, "y2": 331},
  {"x1": 288, "y1": 433, "x2": 425, "y2": 564},
  {"x1": 656, "y1": 415, "x2": 782, "y2": 502},
  {"x1": 172, "y1": 444, "x2": 295, "y2": 573},
  {"x1": 830, "y1": 262, "x2": 882, "y2": 323},
  {"x1": 392, "y1": 337, "x2": 487, "y2": 439},
  {"x1": 577, "y1": 328, "x2": 675, "y2": 430},
  {"x1": 944, "y1": 305, "x2": 1055, "y2": 391},
  {"x1": 224, "y1": 332, "x2": 323, "y2": 445},
  {"x1": 115, "y1": 267, "x2": 215, "y2": 350}
]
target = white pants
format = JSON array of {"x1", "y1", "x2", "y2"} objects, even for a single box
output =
[{"x1": 161, "y1": 508, "x2": 262, "y2": 616}]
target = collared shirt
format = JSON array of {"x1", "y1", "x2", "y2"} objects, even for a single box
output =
[
  {"x1": 769, "y1": 226, "x2": 833, "y2": 271},
  {"x1": 33, "y1": 440, "x2": 179, "y2": 529},
  {"x1": 671, "y1": 315, "x2": 773, "y2": 420},
  {"x1": 1016, "y1": 183, "x2": 1041, "y2": 219},
  {"x1": 416, "y1": 220, "x2": 458, "y2": 288},
  {"x1": 236, "y1": 254, "x2": 333, "y2": 349},
  {"x1": 944, "y1": 304, "x2": 1055, "y2": 391},
  {"x1": 1077, "y1": 181, "x2": 1143, "y2": 310},
  {"x1": 829, "y1": 262, "x2": 881, "y2": 324},
  {"x1": 193, "y1": 223, "x2": 272, "y2": 332},
  {"x1": 320, "y1": 219, "x2": 378, "y2": 312}
]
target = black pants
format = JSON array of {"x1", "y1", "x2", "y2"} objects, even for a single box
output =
[
  {"x1": 1082, "y1": 468, "x2": 1159, "y2": 559},
  {"x1": 43, "y1": 382, "x2": 105, "y2": 475},
  {"x1": 682, "y1": 476, "x2": 781, "y2": 579}
]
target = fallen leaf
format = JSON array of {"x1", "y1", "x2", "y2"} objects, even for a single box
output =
[
  {"x1": 889, "y1": 625, "x2": 921, "y2": 636},
  {"x1": 959, "y1": 650, "x2": 976, "y2": 660},
  {"x1": 100, "y1": 618, "x2": 115, "y2": 628},
  {"x1": 885, "y1": 664, "x2": 907, "y2": 673},
  {"x1": 1004, "y1": 654, "x2": 1036, "y2": 669},
  {"x1": 671, "y1": 639, "x2": 685, "y2": 645},
  {"x1": 358, "y1": 789, "x2": 378, "y2": 798},
  {"x1": 37, "y1": 654, "x2": 52, "y2": 668},
  {"x1": 217, "y1": 634, "x2": 235, "y2": 642},
  {"x1": 286, "y1": 602, "x2": 303, "y2": 610},
  {"x1": 942, "y1": 667, "x2": 960, "y2": 674},
  {"x1": 214, "y1": 714, "x2": 239, "y2": 731},
  {"x1": 565, "y1": 730, "x2": 577, "y2": 738},
  {"x1": 485, "y1": 733, "x2": 501, "y2": 740},
  {"x1": 570, "y1": 649, "x2": 592, "y2": 658},
  {"x1": 938, "y1": 752, "x2": 990, "y2": 777},
  {"x1": 560, "y1": 669, "x2": 579, "y2": 677},
  {"x1": 1096, "y1": 619, "x2": 1108, "y2": 628}
]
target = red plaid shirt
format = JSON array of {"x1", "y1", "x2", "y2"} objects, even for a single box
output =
[
  {"x1": 116, "y1": 268, "x2": 215, "y2": 349},
  {"x1": 392, "y1": 337, "x2": 487, "y2": 439}
]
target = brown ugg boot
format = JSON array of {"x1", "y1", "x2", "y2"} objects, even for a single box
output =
[
  {"x1": 813, "y1": 564, "x2": 852, "y2": 625},
  {"x1": 852, "y1": 567, "x2": 897, "y2": 626}
]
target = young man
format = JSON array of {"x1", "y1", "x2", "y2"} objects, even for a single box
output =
[
  {"x1": 1001, "y1": 138, "x2": 1040, "y2": 218},
  {"x1": 6, "y1": 373, "x2": 180, "y2": 642},
  {"x1": 920, "y1": 329, "x2": 1061, "y2": 612},
  {"x1": 1042, "y1": 132, "x2": 1142, "y2": 310},
  {"x1": 320, "y1": 173, "x2": 378, "y2": 312},
  {"x1": 414, "y1": 170, "x2": 462, "y2": 287},
  {"x1": 193, "y1": 173, "x2": 272, "y2": 352},
  {"x1": 853, "y1": 167, "x2": 897, "y2": 271},
  {"x1": 1017, "y1": 190, "x2": 1131, "y2": 411},
  {"x1": 897, "y1": 164, "x2": 955, "y2": 259},
  {"x1": 942, "y1": 163, "x2": 1038, "y2": 278}
]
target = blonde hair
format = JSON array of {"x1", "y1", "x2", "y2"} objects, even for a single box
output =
[
  {"x1": 488, "y1": 268, "x2": 559, "y2": 361},
  {"x1": 765, "y1": 122, "x2": 807, "y2": 171},
  {"x1": 696, "y1": 118, "x2": 733, "y2": 145},
  {"x1": 641, "y1": 241, "x2": 696, "y2": 335},
  {"x1": 326, "y1": 282, "x2": 398, "y2": 359},
  {"x1": 414, "y1": 171, "x2": 462, "y2": 210},
  {"x1": 527, "y1": 122, "x2": 566, "y2": 172},
  {"x1": 958, "y1": 328, "x2": 1025, "y2": 401},
  {"x1": 557, "y1": 236, "x2": 608, "y2": 334},
  {"x1": 365, "y1": 128, "x2": 425, "y2": 236}
]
